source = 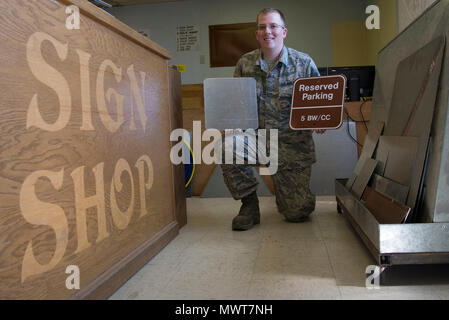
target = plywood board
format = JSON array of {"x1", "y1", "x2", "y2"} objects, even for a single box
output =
[{"x1": 0, "y1": 0, "x2": 178, "y2": 299}]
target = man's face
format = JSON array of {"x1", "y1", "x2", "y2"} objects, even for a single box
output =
[{"x1": 255, "y1": 12, "x2": 287, "y2": 51}]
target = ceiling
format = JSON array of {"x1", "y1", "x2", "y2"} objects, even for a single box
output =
[{"x1": 107, "y1": 0, "x2": 184, "y2": 6}]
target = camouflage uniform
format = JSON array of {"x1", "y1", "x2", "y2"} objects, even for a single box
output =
[{"x1": 221, "y1": 46, "x2": 320, "y2": 220}]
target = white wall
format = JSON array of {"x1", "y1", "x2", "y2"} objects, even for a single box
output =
[{"x1": 108, "y1": 0, "x2": 368, "y2": 84}]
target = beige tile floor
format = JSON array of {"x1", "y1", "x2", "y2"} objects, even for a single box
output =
[{"x1": 109, "y1": 196, "x2": 449, "y2": 300}]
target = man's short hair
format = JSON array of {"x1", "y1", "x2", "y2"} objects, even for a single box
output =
[{"x1": 257, "y1": 8, "x2": 286, "y2": 27}]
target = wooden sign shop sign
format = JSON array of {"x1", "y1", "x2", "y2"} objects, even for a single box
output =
[
  {"x1": 0, "y1": 0, "x2": 179, "y2": 299},
  {"x1": 289, "y1": 75, "x2": 346, "y2": 130}
]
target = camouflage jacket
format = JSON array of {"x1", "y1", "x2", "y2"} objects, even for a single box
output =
[{"x1": 234, "y1": 46, "x2": 320, "y2": 166}]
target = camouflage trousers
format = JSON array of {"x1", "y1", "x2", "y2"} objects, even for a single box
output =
[{"x1": 221, "y1": 162, "x2": 316, "y2": 220}]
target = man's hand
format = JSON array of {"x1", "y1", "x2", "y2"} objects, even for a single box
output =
[{"x1": 313, "y1": 129, "x2": 326, "y2": 134}]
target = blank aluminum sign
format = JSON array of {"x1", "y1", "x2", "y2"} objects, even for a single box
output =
[{"x1": 204, "y1": 78, "x2": 258, "y2": 130}]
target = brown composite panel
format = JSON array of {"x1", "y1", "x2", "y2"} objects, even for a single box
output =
[
  {"x1": 0, "y1": 0, "x2": 179, "y2": 299},
  {"x1": 362, "y1": 186, "x2": 411, "y2": 224}
]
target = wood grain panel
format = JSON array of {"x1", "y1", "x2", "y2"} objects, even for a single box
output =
[
  {"x1": 181, "y1": 84, "x2": 204, "y2": 110},
  {"x1": 344, "y1": 101, "x2": 371, "y2": 157},
  {"x1": 0, "y1": 0, "x2": 178, "y2": 299},
  {"x1": 169, "y1": 68, "x2": 187, "y2": 227}
]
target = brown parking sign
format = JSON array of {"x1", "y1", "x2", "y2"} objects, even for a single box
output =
[{"x1": 289, "y1": 75, "x2": 346, "y2": 130}]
